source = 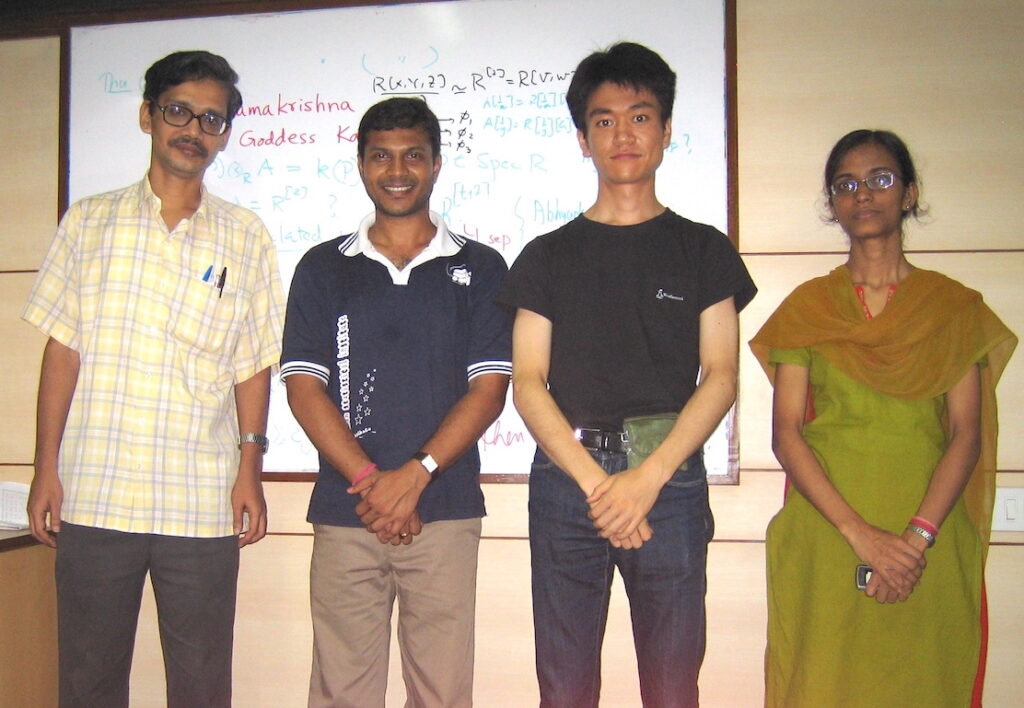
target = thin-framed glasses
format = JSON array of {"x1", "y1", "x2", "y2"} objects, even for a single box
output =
[
  {"x1": 830, "y1": 170, "x2": 901, "y2": 196},
  {"x1": 155, "y1": 102, "x2": 229, "y2": 136}
]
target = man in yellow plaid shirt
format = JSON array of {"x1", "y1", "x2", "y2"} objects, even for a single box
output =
[{"x1": 22, "y1": 50, "x2": 285, "y2": 707}]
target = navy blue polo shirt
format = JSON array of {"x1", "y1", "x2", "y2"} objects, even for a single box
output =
[{"x1": 281, "y1": 212, "x2": 512, "y2": 527}]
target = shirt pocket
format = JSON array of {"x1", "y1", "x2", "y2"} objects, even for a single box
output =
[{"x1": 165, "y1": 255, "x2": 245, "y2": 356}]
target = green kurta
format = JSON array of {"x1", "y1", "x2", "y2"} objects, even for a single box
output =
[{"x1": 765, "y1": 347, "x2": 981, "y2": 707}]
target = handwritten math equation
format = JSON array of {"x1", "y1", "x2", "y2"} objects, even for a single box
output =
[{"x1": 371, "y1": 65, "x2": 575, "y2": 96}]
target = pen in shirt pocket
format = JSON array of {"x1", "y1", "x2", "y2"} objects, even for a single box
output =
[
  {"x1": 217, "y1": 267, "x2": 227, "y2": 298},
  {"x1": 202, "y1": 264, "x2": 214, "y2": 283}
]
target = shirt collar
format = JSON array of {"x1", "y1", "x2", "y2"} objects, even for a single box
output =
[
  {"x1": 339, "y1": 211, "x2": 463, "y2": 286},
  {"x1": 339, "y1": 210, "x2": 461, "y2": 258},
  {"x1": 135, "y1": 174, "x2": 210, "y2": 232}
]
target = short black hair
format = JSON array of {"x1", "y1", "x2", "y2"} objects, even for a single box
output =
[
  {"x1": 566, "y1": 42, "x2": 676, "y2": 135},
  {"x1": 824, "y1": 129, "x2": 923, "y2": 221},
  {"x1": 143, "y1": 50, "x2": 243, "y2": 121},
  {"x1": 357, "y1": 97, "x2": 441, "y2": 161}
]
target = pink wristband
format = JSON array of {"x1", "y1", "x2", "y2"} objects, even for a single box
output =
[
  {"x1": 352, "y1": 463, "x2": 377, "y2": 485},
  {"x1": 910, "y1": 515, "x2": 939, "y2": 537}
]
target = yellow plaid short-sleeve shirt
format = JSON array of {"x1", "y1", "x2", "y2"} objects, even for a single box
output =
[{"x1": 23, "y1": 176, "x2": 285, "y2": 537}]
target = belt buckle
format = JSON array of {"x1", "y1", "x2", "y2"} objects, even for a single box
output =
[
  {"x1": 601, "y1": 430, "x2": 626, "y2": 451},
  {"x1": 574, "y1": 427, "x2": 627, "y2": 453}
]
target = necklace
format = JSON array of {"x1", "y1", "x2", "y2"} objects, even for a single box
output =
[{"x1": 853, "y1": 284, "x2": 897, "y2": 320}]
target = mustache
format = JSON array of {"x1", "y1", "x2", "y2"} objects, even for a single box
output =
[{"x1": 169, "y1": 136, "x2": 208, "y2": 157}]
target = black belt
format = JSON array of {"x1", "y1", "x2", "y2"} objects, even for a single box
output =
[
  {"x1": 574, "y1": 427, "x2": 628, "y2": 453},
  {"x1": 574, "y1": 426, "x2": 704, "y2": 473}
]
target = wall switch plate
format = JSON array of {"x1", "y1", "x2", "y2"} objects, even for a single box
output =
[{"x1": 992, "y1": 487, "x2": 1024, "y2": 532}]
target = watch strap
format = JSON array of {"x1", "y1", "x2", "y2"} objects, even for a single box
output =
[
  {"x1": 413, "y1": 451, "x2": 439, "y2": 478},
  {"x1": 238, "y1": 432, "x2": 269, "y2": 454}
]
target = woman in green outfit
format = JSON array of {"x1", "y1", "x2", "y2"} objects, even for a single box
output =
[{"x1": 750, "y1": 130, "x2": 1016, "y2": 707}]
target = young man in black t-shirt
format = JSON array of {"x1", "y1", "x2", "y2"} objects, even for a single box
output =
[{"x1": 499, "y1": 43, "x2": 755, "y2": 708}]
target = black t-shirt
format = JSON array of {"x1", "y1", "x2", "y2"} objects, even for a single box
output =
[{"x1": 498, "y1": 210, "x2": 756, "y2": 429}]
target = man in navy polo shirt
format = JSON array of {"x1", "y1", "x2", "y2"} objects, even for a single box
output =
[
  {"x1": 499, "y1": 43, "x2": 756, "y2": 707},
  {"x1": 281, "y1": 97, "x2": 511, "y2": 708}
]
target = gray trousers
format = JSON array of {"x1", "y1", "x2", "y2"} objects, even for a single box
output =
[{"x1": 55, "y1": 522, "x2": 239, "y2": 708}]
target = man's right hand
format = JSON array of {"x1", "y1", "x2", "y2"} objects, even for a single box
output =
[
  {"x1": 354, "y1": 462, "x2": 429, "y2": 540},
  {"x1": 27, "y1": 470, "x2": 63, "y2": 548},
  {"x1": 577, "y1": 469, "x2": 654, "y2": 549}
]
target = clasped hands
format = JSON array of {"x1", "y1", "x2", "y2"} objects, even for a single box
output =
[
  {"x1": 852, "y1": 523, "x2": 928, "y2": 604},
  {"x1": 348, "y1": 461, "x2": 428, "y2": 545},
  {"x1": 584, "y1": 467, "x2": 661, "y2": 550}
]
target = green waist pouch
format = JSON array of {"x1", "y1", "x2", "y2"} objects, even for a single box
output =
[{"x1": 622, "y1": 413, "x2": 690, "y2": 470}]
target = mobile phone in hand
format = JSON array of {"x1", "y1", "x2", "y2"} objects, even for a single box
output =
[{"x1": 855, "y1": 564, "x2": 873, "y2": 590}]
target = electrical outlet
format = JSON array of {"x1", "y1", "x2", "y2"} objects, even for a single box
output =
[{"x1": 992, "y1": 487, "x2": 1024, "y2": 532}]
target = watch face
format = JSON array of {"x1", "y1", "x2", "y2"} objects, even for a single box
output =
[{"x1": 415, "y1": 452, "x2": 438, "y2": 474}]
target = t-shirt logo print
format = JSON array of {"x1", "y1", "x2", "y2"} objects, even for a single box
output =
[
  {"x1": 656, "y1": 288, "x2": 685, "y2": 302},
  {"x1": 448, "y1": 264, "x2": 472, "y2": 286},
  {"x1": 352, "y1": 370, "x2": 376, "y2": 439}
]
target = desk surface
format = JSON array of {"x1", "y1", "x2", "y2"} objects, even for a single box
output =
[{"x1": 0, "y1": 529, "x2": 37, "y2": 553}]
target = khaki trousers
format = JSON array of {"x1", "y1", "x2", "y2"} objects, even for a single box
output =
[{"x1": 308, "y1": 518, "x2": 481, "y2": 708}]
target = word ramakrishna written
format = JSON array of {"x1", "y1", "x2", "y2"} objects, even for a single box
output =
[{"x1": 236, "y1": 93, "x2": 356, "y2": 117}]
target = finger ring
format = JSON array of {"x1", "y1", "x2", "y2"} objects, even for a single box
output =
[{"x1": 399, "y1": 533, "x2": 409, "y2": 538}]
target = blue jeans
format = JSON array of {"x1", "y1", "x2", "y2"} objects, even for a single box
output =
[{"x1": 529, "y1": 448, "x2": 713, "y2": 708}]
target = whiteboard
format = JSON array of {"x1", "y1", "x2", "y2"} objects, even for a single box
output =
[{"x1": 68, "y1": 0, "x2": 731, "y2": 476}]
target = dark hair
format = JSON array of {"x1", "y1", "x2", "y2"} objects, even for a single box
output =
[
  {"x1": 143, "y1": 50, "x2": 243, "y2": 121},
  {"x1": 566, "y1": 42, "x2": 676, "y2": 135},
  {"x1": 357, "y1": 98, "x2": 441, "y2": 161},
  {"x1": 824, "y1": 129, "x2": 923, "y2": 220}
]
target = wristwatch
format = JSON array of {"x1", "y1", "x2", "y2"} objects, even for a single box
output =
[
  {"x1": 413, "y1": 451, "x2": 439, "y2": 480},
  {"x1": 238, "y1": 433, "x2": 269, "y2": 454}
]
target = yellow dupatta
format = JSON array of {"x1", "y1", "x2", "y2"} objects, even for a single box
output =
[{"x1": 749, "y1": 266, "x2": 1017, "y2": 557}]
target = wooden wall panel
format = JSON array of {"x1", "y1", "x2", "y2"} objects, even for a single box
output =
[
  {"x1": 737, "y1": 0, "x2": 1024, "y2": 254},
  {"x1": 985, "y1": 546, "x2": 1024, "y2": 706},
  {"x1": 0, "y1": 37, "x2": 59, "y2": 271},
  {"x1": 738, "y1": 253, "x2": 845, "y2": 469},
  {"x1": 912, "y1": 253, "x2": 1024, "y2": 468},
  {"x1": 0, "y1": 274, "x2": 48, "y2": 464},
  {"x1": 0, "y1": 464, "x2": 34, "y2": 485}
]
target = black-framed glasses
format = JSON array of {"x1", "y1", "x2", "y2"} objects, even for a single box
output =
[
  {"x1": 155, "y1": 102, "x2": 229, "y2": 136},
  {"x1": 830, "y1": 170, "x2": 901, "y2": 196}
]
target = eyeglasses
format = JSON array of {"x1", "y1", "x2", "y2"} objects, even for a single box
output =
[
  {"x1": 154, "y1": 102, "x2": 229, "y2": 136},
  {"x1": 830, "y1": 170, "x2": 901, "y2": 196}
]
